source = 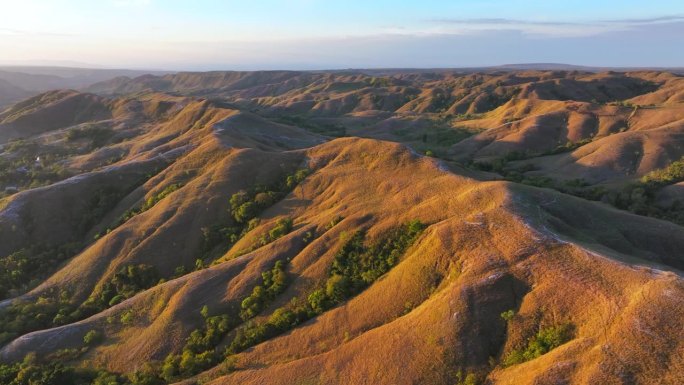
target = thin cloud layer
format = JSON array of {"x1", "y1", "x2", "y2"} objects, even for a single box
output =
[
  {"x1": 427, "y1": 15, "x2": 684, "y2": 37},
  {"x1": 0, "y1": 0, "x2": 682, "y2": 69}
]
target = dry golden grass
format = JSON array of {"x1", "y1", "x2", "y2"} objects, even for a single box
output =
[{"x1": 1, "y1": 71, "x2": 683, "y2": 384}]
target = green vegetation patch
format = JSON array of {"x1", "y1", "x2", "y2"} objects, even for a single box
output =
[
  {"x1": 0, "y1": 220, "x2": 425, "y2": 384},
  {"x1": 0, "y1": 288, "x2": 80, "y2": 345},
  {"x1": 160, "y1": 260, "x2": 289, "y2": 381},
  {"x1": 226, "y1": 220, "x2": 425, "y2": 356},
  {"x1": 273, "y1": 115, "x2": 346, "y2": 137},
  {"x1": 471, "y1": 151, "x2": 684, "y2": 226},
  {"x1": 201, "y1": 168, "x2": 310, "y2": 260},
  {"x1": 641, "y1": 155, "x2": 684, "y2": 187},
  {"x1": 0, "y1": 139, "x2": 73, "y2": 196},
  {"x1": 502, "y1": 323, "x2": 573, "y2": 367},
  {"x1": 82, "y1": 264, "x2": 159, "y2": 313},
  {"x1": 66, "y1": 125, "x2": 115, "y2": 149},
  {"x1": 98, "y1": 183, "x2": 184, "y2": 238},
  {"x1": 0, "y1": 243, "x2": 81, "y2": 301}
]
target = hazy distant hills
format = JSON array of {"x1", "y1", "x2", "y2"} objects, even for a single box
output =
[
  {"x1": 0, "y1": 67, "x2": 683, "y2": 385},
  {"x1": 0, "y1": 66, "x2": 172, "y2": 109},
  {"x1": 2, "y1": 63, "x2": 682, "y2": 110}
]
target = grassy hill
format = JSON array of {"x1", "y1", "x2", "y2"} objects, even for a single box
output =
[{"x1": 0, "y1": 70, "x2": 683, "y2": 385}]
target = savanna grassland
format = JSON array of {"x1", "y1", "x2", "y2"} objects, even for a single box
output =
[{"x1": 0, "y1": 69, "x2": 683, "y2": 385}]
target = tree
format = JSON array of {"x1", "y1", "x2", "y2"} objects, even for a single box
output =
[
  {"x1": 253, "y1": 192, "x2": 274, "y2": 207},
  {"x1": 307, "y1": 289, "x2": 329, "y2": 314},
  {"x1": 268, "y1": 218, "x2": 293, "y2": 241},
  {"x1": 268, "y1": 308, "x2": 296, "y2": 331},
  {"x1": 325, "y1": 274, "x2": 350, "y2": 303},
  {"x1": 240, "y1": 286, "x2": 265, "y2": 320},
  {"x1": 229, "y1": 190, "x2": 249, "y2": 210},
  {"x1": 160, "y1": 354, "x2": 180, "y2": 381},
  {"x1": 128, "y1": 363, "x2": 161, "y2": 385},
  {"x1": 93, "y1": 371, "x2": 122, "y2": 385},
  {"x1": 233, "y1": 202, "x2": 257, "y2": 223}
]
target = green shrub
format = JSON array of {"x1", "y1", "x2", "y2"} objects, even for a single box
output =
[
  {"x1": 127, "y1": 363, "x2": 162, "y2": 385},
  {"x1": 120, "y1": 310, "x2": 134, "y2": 325},
  {"x1": 306, "y1": 289, "x2": 329, "y2": 315},
  {"x1": 325, "y1": 274, "x2": 351, "y2": 302},
  {"x1": 83, "y1": 329, "x2": 103, "y2": 346},
  {"x1": 542, "y1": 138, "x2": 592, "y2": 156},
  {"x1": 455, "y1": 370, "x2": 480, "y2": 385},
  {"x1": 329, "y1": 220, "x2": 425, "y2": 293},
  {"x1": 268, "y1": 308, "x2": 297, "y2": 331},
  {"x1": 92, "y1": 371, "x2": 124, "y2": 385},
  {"x1": 268, "y1": 218, "x2": 293, "y2": 241},
  {"x1": 66, "y1": 125, "x2": 115, "y2": 148},
  {"x1": 240, "y1": 261, "x2": 288, "y2": 321},
  {"x1": 500, "y1": 310, "x2": 515, "y2": 322},
  {"x1": 286, "y1": 169, "x2": 311, "y2": 189},
  {"x1": 325, "y1": 215, "x2": 344, "y2": 230},
  {"x1": 0, "y1": 242, "x2": 81, "y2": 301}
]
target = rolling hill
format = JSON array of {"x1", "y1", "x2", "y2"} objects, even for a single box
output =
[{"x1": 0, "y1": 69, "x2": 682, "y2": 385}]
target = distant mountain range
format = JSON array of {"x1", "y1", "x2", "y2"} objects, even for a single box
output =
[{"x1": 0, "y1": 66, "x2": 172, "y2": 109}]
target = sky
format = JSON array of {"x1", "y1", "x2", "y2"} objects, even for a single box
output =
[{"x1": 0, "y1": 0, "x2": 683, "y2": 70}]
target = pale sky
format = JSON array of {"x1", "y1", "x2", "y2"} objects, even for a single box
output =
[{"x1": 0, "y1": 0, "x2": 682, "y2": 70}]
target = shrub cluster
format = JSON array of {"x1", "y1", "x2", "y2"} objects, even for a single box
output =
[
  {"x1": 160, "y1": 260, "x2": 289, "y2": 381},
  {"x1": 82, "y1": 264, "x2": 159, "y2": 312},
  {"x1": 0, "y1": 264, "x2": 157, "y2": 345},
  {"x1": 0, "y1": 220, "x2": 425, "y2": 384},
  {"x1": 200, "y1": 169, "x2": 310, "y2": 257},
  {"x1": 0, "y1": 243, "x2": 80, "y2": 301},
  {"x1": 239, "y1": 261, "x2": 288, "y2": 320},
  {"x1": 225, "y1": 221, "x2": 425, "y2": 356},
  {"x1": 83, "y1": 330, "x2": 103, "y2": 346},
  {"x1": 0, "y1": 139, "x2": 73, "y2": 195},
  {"x1": 236, "y1": 217, "x2": 294, "y2": 256},
  {"x1": 0, "y1": 352, "x2": 155, "y2": 385},
  {"x1": 98, "y1": 184, "x2": 183, "y2": 238},
  {"x1": 502, "y1": 323, "x2": 573, "y2": 366},
  {"x1": 472, "y1": 151, "x2": 684, "y2": 226},
  {"x1": 0, "y1": 289, "x2": 80, "y2": 345},
  {"x1": 66, "y1": 125, "x2": 115, "y2": 149}
]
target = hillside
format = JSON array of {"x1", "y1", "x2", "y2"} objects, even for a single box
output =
[
  {"x1": 0, "y1": 70, "x2": 682, "y2": 385},
  {"x1": 0, "y1": 79, "x2": 31, "y2": 111}
]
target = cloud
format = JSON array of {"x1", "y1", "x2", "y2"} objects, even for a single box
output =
[
  {"x1": 426, "y1": 14, "x2": 684, "y2": 37},
  {"x1": 0, "y1": 27, "x2": 73, "y2": 37},
  {"x1": 429, "y1": 18, "x2": 585, "y2": 27},
  {"x1": 110, "y1": 0, "x2": 151, "y2": 6},
  {"x1": 0, "y1": 28, "x2": 26, "y2": 36},
  {"x1": 601, "y1": 15, "x2": 684, "y2": 24}
]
